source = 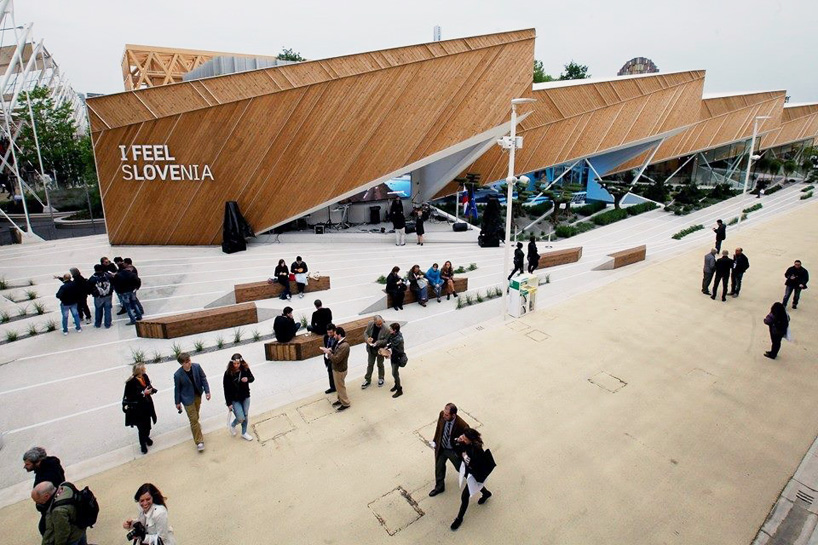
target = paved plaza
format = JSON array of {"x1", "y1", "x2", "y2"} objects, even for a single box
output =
[{"x1": 0, "y1": 187, "x2": 816, "y2": 543}]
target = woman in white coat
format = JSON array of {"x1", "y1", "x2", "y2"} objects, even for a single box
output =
[{"x1": 123, "y1": 483, "x2": 176, "y2": 545}]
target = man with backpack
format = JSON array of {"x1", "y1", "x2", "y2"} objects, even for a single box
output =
[
  {"x1": 32, "y1": 480, "x2": 97, "y2": 545},
  {"x1": 87, "y1": 264, "x2": 115, "y2": 328}
]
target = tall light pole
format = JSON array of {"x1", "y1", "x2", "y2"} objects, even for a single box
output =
[
  {"x1": 501, "y1": 97, "x2": 536, "y2": 319},
  {"x1": 743, "y1": 115, "x2": 771, "y2": 195}
]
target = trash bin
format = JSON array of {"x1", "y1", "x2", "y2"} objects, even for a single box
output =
[{"x1": 369, "y1": 206, "x2": 381, "y2": 224}]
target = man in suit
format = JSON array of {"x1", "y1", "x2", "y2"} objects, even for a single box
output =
[
  {"x1": 429, "y1": 403, "x2": 470, "y2": 497},
  {"x1": 702, "y1": 249, "x2": 717, "y2": 295},
  {"x1": 322, "y1": 326, "x2": 350, "y2": 411},
  {"x1": 173, "y1": 352, "x2": 211, "y2": 452},
  {"x1": 730, "y1": 247, "x2": 750, "y2": 297},
  {"x1": 323, "y1": 323, "x2": 337, "y2": 394},
  {"x1": 711, "y1": 250, "x2": 733, "y2": 302}
]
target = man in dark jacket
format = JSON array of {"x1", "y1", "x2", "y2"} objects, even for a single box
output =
[
  {"x1": 273, "y1": 306, "x2": 301, "y2": 342},
  {"x1": 702, "y1": 249, "x2": 718, "y2": 294},
  {"x1": 429, "y1": 403, "x2": 470, "y2": 497},
  {"x1": 783, "y1": 260, "x2": 810, "y2": 309},
  {"x1": 713, "y1": 219, "x2": 726, "y2": 252},
  {"x1": 56, "y1": 273, "x2": 83, "y2": 335},
  {"x1": 32, "y1": 482, "x2": 87, "y2": 545},
  {"x1": 123, "y1": 258, "x2": 145, "y2": 316},
  {"x1": 87, "y1": 265, "x2": 115, "y2": 328},
  {"x1": 112, "y1": 263, "x2": 142, "y2": 325},
  {"x1": 508, "y1": 242, "x2": 525, "y2": 280},
  {"x1": 173, "y1": 352, "x2": 211, "y2": 452},
  {"x1": 711, "y1": 250, "x2": 733, "y2": 302},
  {"x1": 290, "y1": 256, "x2": 309, "y2": 298},
  {"x1": 730, "y1": 247, "x2": 750, "y2": 297},
  {"x1": 24, "y1": 447, "x2": 66, "y2": 536},
  {"x1": 322, "y1": 327, "x2": 350, "y2": 411},
  {"x1": 306, "y1": 299, "x2": 332, "y2": 334}
]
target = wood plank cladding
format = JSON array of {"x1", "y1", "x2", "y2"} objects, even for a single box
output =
[
  {"x1": 234, "y1": 276, "x2": 331, "y2": 304},
  {"x1": 90, "y1": 30, "x2": 536, "y2": 245},
  {"x1": 135, "y1": 302, "x2": 258, "y2": 339},
  {"x1": 613, "y1": 91, "x2": 787, "y2": 173},
  {"x1": 759, "y1": 104, "x2": 818, "y2": 150},
  {"x1": 435, "y1": 71, "x2": 705, "y2": 198}
]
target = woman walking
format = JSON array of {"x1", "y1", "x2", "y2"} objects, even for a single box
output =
[
  {"x1": 384, "y1": 322, "x2": 407, "y2": 398},
  {"x1": 122, "y1": 483, "x2": 176, "y2": 545},
  {"x1": 527, "y1": 235, "x2": 540, "y2": 274},
  {"x1": 440, "y1": 261, "x2": 458, "y2": 300},
  {"x1": 450, "y1": 428, "x2": 495, "y2": 531},
  {"x1": 763, "y1": 302, "x2": 790, "y2": 359},
  {"x1": 223, "y1": 353, "x2": 255, "y2": 441},
  {"x1": 122, "y1": 363, "x2": 158, "y2": 454}
]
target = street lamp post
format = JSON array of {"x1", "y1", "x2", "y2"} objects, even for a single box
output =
[
  {"x1": 742, "y1": 115, "x2": 771, "y2": 195},
  {"x1": 501, "y1": 97, "x2": 536, "y2": 320}
]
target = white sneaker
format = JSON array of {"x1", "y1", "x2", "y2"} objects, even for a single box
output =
[
  {"x1": 196, "y1": 442, "x2": 205, "y2": 452},
  {"x1": 287, "y1": 294, "x2": 291, "y2": 300},
  {"x1": 241, "y1": 433, "x2": 254, "y2": 441},
  {"x1": 76, "y1": 328, "x2": 82, "y2": 333},
  {"x1": 63, "y1": 331, "x2": 68, "y2": 336},
  {"x1": 229, "y1": 423, "x2": 237, "y2": 437},
  {"x1": 299, "y1": 293, "x2": 304, "y2": 298}
]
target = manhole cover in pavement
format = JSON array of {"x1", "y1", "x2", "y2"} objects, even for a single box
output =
[
  {"x1": 526, "y1": 329, "x2": 550, "y2": 342},
  {"x1": 369, "y1": 486, "x2": 424, "y2": 536},
  {"x1": 253, "y1": 414, "x2": 295, "y2": 444},
  {"x1": 589, "y1": 372, "x2": 627, "y2": 393},
  {"x1": 414, "y1": 410, "x2": 483, "y2": 447},
  {"x1": 505, "y1": 321, "x2": 531, "y2": 332},
  {"x1": 297, "y1": 398, "x2": 336, "y2": 423}
]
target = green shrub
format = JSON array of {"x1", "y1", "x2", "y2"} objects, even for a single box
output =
[
  {"x1": 131, "y1": 348, "x2": 146, "y2": 364},
  {"x1": 0, "y1": 310, "x2": 9, "y2": 323},
  {"x1": 467, "y1": 263, "x2": 477, "y2": 271},
  {"x1": 801, "y1": 185, "x2": 814, "y2": 192},
  {"x1": 707, "y1": 183, "x2": 738, "y2": 200},
  {"x1": 727, "y1": 217, "x2": 739, "y2": 226},
  {"x1": 625, "y1": 202, "x2": 659, "y2": 216},
  {"x1": 454, "y1": 266, "x2": 466, "y2": 274},
  {"x1": 27, "y1": 324, "x2": 39, "y2": 336},
  {"x1": 216, "y1": 336, "x2": 225, "y2": 349},
  {"x1": 0, "y1": 276, "x2": 7, "y2": 290},
  {"x1": 152, "y1": 351, "x2": 163, "y2": 363},
  {"x1": 25, "y1": 289, "x2": 38, "y2": 300},
  {"x1": 233, "y1": 328, "x2": 244, "y2": 343},
  {"x1": 742, "y1": 203, "x2": 763, "y2": 214},
  {"x1": 193, "y1": 340, "x2": 205, "y2": 353},
  {"x1": 574, "y1": 201, "x2": 607, "y2": 216},
  {"x1": 674, "y1": 183, "x2": 704, "y2": 205},
  {"x1": 764, "y1": 184, "x2": 783, "y2": 195},
  {"x1": 376, "y1": 275, "x2": 387, "y2": 284},
  {"x1": 801, "y1": 191, "x2": 813, "y2": 200},
  {"x1": 591, "y1": 208, "x2": 629, "y2": 226},
  {"x1": 672, "y1": 224, "x2": 705, "y2": 240},
  {"x1": 555, "y1": 225, "x2": 578, "y2": 238},
  {"x1": 5, "y1": 330, "x2": 19, "y2": 342},
  {"x1": 34, "y1": 302, "x2": 46, "y2": 315},
  {"x1": 44, "y1": 319, "x2": 57, "y2": 332},
  {"x1": 252, "y1": 329, "x2": 261, "y2": 342},
  {"x1": 476, "y1": 291, "x2": 484, "y2": 303},
  {"x1": 171, "y1": 342, "x2": 183, "y2": 359}
]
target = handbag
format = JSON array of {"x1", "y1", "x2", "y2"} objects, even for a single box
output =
[
  {"x1": 398, "y1": 352, "x2": 408, "y2": 368},
  {"x1": 416, "y1": 277, "x2": 428, "y2": 290},
  {"x1": 288, "y1": 273, "x2": 296, "y2": 281}
]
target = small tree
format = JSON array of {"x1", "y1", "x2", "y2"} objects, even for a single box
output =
[
  {"x1": 533, "y1": 60, "x2": 554, "y2": 83},
  {"x1": 768, "y1": 158, "x2": 783, "y2": 182},
  {"x1": 544, "y1": 188, "x2": 574, "y2": 225},
  {"x1": 277, "y1": 48, "x2": 305, "y2": 62},
  {"x1": 782, "y1": 159, "x2": 798, "y2": 180},
  {"x1": 559, "y1": 61, "x2": 590, "y2": 81}
]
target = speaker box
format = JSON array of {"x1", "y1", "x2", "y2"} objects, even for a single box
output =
[
  {"x1": 314, "y1": 225, "x2": 325, "y2": 235},
  {"x1": 452, "y1": 222, "x2": 468, "y2": 232},
  {"x1": 405, "y1": 220, "x2": 416, "y2": 234}
]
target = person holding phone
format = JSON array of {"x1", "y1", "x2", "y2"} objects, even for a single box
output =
[{"x1": 123, "y1": 363, "x2": 158, "y2": 454}]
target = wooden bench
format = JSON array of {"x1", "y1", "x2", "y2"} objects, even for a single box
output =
[
  {"x1": 136, "y1": 302, "x2": 258, "y2": 339},
  {"x1": 234, "y1": 276, "x2": 331, "y2": 304},
  {"x1": 264, "y1": 317, "x2": 373, "y2": 361},
  {"x1": 385, "y1": 277, "x2": 469, "y2": 308},
  {"x1": 594, "y1": 245, "x2": 646, "y2": 270},
  {"x1": 536, "y1": 247, "x2": 582, "y2": 269}
]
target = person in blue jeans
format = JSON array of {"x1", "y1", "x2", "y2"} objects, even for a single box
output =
[
  {"x1": 87, "y1": 264, "x2": 115, "y2": 328},
  {"x1": 223, "y1": 353, "x2": 255, "y2": 441},
  {"x1": 55, "y1": 273, "x2": 83, "y2": 335},
  {"x1": 426, "y1": 262, "x2": 444, "y2": 303},
  {"x1": 113, "y1": 263, "x2": 143, "y2": 325}
]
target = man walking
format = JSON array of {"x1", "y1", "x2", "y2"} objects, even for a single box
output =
[
  {"x1": 711, "y1": 250, "x2": 733, "y2": 302},
  {"x1": 702, "y1": 249, "x2": 718, "y2": 295},
  {"x1": 361, "y1": 315, "x2": 390, "y2": 389},
  {"x1": 508, "y1": 242, "x2": 525, "y2": 280},
  {"x1": 32, "y1": 481, "x2": 88, "y2": 545},
  {"x1": 713, "y1": 219, "x2": 726, "y2": 252},
  {"x1": 173, "y1": 353, "x2": 211, "y2": 452},
  {"x1": 24, "y1": 447, "x2": 66, "y2": 536},
  {"x1": 730, "y1": 248, "x2": 750, "y2": 297},
  {"x1": 783, "y1": 260, "x2": 810, "y2": 309},
  {"x1": 87, "y1": 265, "x2": 114, "y2": 328},
  {"x1": 429, "y1": 403, "x2": 470, "y2": 497},
  {"x1": 322, "y1": 326, "x2": 350, "y2": 411}
]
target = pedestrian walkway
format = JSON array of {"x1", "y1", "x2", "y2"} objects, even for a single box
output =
[{"x1": 0, "y1": 196, "x2": 815, "y2": 543}]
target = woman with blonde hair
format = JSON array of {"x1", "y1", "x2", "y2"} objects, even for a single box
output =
[
  {"x1": 122, "y1": 363, "x2": 158, "y2": 454},
  {"x1": 223, "y1": 353, "x2": 255, "y2": 441}
]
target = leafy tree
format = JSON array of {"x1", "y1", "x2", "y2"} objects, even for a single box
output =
[
  {"x1": 533, "y1": 60, "x2": 554, "y2": 83},
  {"x1": 14, "y1": 86, "x2": 89, "y2": 185},
  {"x1": 753, "y1": 155, "x2": 771, "y2": 180},
  {"x1": 782, "y1": 159, "x2": 798, "y2": 180},
  {"x1": 642, "y1": 179, "x2": 669, "y2": 203},
  {"x1": 768, "y1": 158, "x2": 783, "y2": 181},
  {"x1": 543, "y1": 187, "x2": 574, "y2": 225},
  {"x1": 277, "y1": 48, "x2": 305, "y2": 62},
  {"x1": 598, "y1": 180, "x2": 630, "y2": 209},
  {"x1": 559, "y1": 61, "x2": 590, "y2": 81}
]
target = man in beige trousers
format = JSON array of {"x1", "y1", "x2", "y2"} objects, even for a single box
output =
[{"x1": 322, "y1": 326, "x2": 350, "y2": 411}]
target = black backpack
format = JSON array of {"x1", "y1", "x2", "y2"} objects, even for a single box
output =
[{"x1": 53, "y1": 482, "x2": 100, "y2": 528}]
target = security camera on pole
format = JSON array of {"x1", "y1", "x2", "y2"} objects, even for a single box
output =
[{"x1": 499, "y1": 97, "x2": 536, "y2": 320}]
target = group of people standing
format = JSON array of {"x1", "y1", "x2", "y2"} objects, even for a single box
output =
[
  {"x1": 389, "y1": 197, "x2": 430, "y2": 246},
  {"x1": 55, "y1": 256, "x2": 144, "y2": 334},
  {"x1": 386, "y1": 261, "x2": 459, "y2": 310}
]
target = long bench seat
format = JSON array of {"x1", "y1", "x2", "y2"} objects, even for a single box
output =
[
  {"x1": 536, "y1": 247, "x2": 582, "y2": 269},
  {"x1": 136, "y1": 302, "x2": 258, "y2": 339},
  {"x1": 594, "y1": 245, "x2": 646, "y2": 270},
  {"x1": 264, "y1": 317, "x2": 373, "y2": 361},
  {"x1": 385, "y1": 277, "x2": 469, "y2": 308},
  {"x1": 234, "y1": 276, "x2": 331, "y2": 304}
]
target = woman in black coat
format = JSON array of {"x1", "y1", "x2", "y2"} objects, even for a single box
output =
[
  {"x1": 413, "y1": 207, "x2": 425, "y2": 245},
  {"x1": 386, "y1": 266, "x2": 406, "y2": 311},
  {"x1": 123, "y1": 363, "x2": 158, "y2": 454},
  {"x1": 223, "y1": 353, "x2": 255, "y2": 441},
  {"x1": 763, "y1": 302, "x2": 789, "y2": 359},
  {"x1": 450, "y1": 428, "x2": 495, "y2": 531},
  {"x1": 390, "y1": 198, "x2": 406, "y2": 246},
  {"x1": 272, "y1": 259, "x2": 291, "y2": 300}
]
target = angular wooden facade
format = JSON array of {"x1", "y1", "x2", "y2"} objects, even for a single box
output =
[
  {"x1": 437, "y1": 71, "x2": 705, "y2": 197},
  {"x1": 90, "y1": 30, "x2": 536, "y2": 245},
  {"x1": 613, "y1": 91, "x2": 786, "y2": 172},
  {"x1": 759, "y1": 103, "x2": 818, "y2": 150},
  {"x1": 122, "y1": 44, "x2": 279, "y2": 90}
]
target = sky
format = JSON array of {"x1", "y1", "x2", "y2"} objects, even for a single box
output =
[{"x1": 11, "y1": 0, "x2": 818, "y2": 102}]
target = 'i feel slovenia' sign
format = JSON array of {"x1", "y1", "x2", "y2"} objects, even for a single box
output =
[{"x1": 119, "y1": 145, "x2": 214, "y2": 181}]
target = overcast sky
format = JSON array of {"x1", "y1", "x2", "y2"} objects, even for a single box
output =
[{"x1": 12, "y1": 0, "x2": 818, "y2": 102}]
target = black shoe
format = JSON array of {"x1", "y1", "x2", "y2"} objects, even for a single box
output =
[
  {"x1": 702, "y1": 290, "x2": 710, "y2": 295},
  {"x1": 392, "y1": 389, "x2": 403, "y2": 398},
  {"x1": 390, "y1": 385, "x2": 397, "y2": 392},
  {"x1": 764, "y1": 352, "x2": 776, "y2": 359},
  {"x1": 117, "y1": 309, "x2": 127, "y2": 315},
  {"x1": 141, "y1": 445, "x2": 148, "y2": 454},
  {"x1": 325, "y1": 388, "x2": 336, "y2": 394},
  {"x1": 721, "y1": 297, "x2": 726, "y2": 302},
  {"x1": 146, "y1": 438, "x2": 153, "y2": 446},
  {"x1": 710, "y1": 296, "x2": 715, "y2": 300},
  {"x1": 450, "y1": 518, "x2": 462, "y2": 531},
  {"x1": 336, "y1": 405, "x2": 349, "y2": 412},
  {"x1": 478, "y1": 491, "x2": 492, "y2": 504},
  {"x1": 332, "y1": 401, "x2": 342, "y2": 407},
  {"x1": 793, "y1": 305, "x2": 798, "y2": 309},
  {"x1": 398, "y1": 306, "x2": 403, "y2": 310},
  {"x1": 453, "y1": 292, "x2": 458, "y2": 297},
  {"x1": 447, "y1": 294, "x2": 451, "y2": 300},
  {"x1": 429, "y1": 488, "x2": 444, "y2": 497},
  {"x1": 394, "y1": 306, "x2": 400, "y2": 311}
]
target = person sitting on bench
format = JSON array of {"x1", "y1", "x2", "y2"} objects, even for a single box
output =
[{"x1": 273, "y1": 307, "x2": 301, "y2": 342}]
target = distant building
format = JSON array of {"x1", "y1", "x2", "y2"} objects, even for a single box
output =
[
  {"x1": 617, "y1": 57, "x2": 659, "y2": 76},
  {"x1": 433, "y1": 25, "x2": 442, "y2": 41}
]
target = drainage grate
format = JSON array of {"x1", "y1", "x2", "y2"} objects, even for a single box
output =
[{"x1": 796, "y1": 489, "x2": 814, "y2": 506}]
